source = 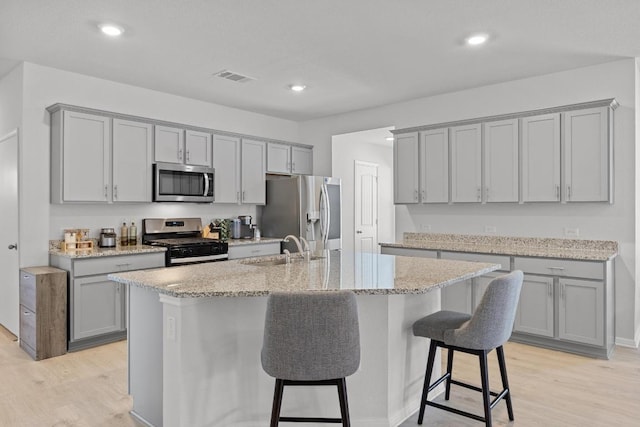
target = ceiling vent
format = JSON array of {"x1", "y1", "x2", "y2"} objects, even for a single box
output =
[{"x1": 213, "y1": 69, "x2": 256, "y2": 83}]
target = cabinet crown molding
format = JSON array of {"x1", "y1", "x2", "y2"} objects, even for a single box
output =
[
  {"x1": 392, "y1": 98, "x2": 618, "y2": 135},
  {"x1": 46, "y1": 103, "x2": 311, "y2": 149}
]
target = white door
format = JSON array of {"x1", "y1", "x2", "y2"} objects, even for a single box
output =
[
  {"x1": 354, "y1": 161, "x2": 378, "y2": 253},
  {"x1": 0, "y1": 130, "x2": 19, "y2": 335}
]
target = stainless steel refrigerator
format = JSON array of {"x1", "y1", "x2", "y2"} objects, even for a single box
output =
[{"x1": 258, "y1": 176, "x2": 341, "y2": 252}]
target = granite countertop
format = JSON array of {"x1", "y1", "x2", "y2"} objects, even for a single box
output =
[
  {"x1": 108, "y1": 251, "x2": 499, "y2": 298},
  {"x1": 49, "y1": 244, "x2": 166, "y2": 259},
  {"x1": 380, "y1": 233, "x2": 618, "y2": 261},
  {"x1": 227, "y1": 237, "x2": 282, "y2": 246}
]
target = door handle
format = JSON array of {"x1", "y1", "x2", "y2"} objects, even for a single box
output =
[
  {"x1": 8, "y1": 243, "x2": 18, "y2": 250},
  {"x1": 356, "y1": 230, "x2": 363, "y2": 234}
]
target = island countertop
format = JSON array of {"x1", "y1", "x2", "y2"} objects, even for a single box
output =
[{"x1": 108, "y1": 251, "x2": 500, "y2": 298}]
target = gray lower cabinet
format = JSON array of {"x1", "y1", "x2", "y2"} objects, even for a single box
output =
[
  {"x1": 228, "y1": 241, "x2": 281, "y2": 260},
  {"x1": 514, "y1": 274, "x2": 554, "y2": 337},
  {"x1": 50, "y1": 252, "x2": 165, "y2": 351},
  {"x1": 379, "y1": 244, "x2": 614, "y2": 358}
]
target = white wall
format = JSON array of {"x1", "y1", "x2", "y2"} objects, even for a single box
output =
[
  {"x1": 17, "y1": 62, "x2": 300, "y2": 267},
  {"x1": 300, "y1": 59, "x2": 638, "y2": 344},
  {"x1": 0, "y1": 64, "x2": 23, "y2": 137},
  {"x1": 331, "y1": 129, "x2": 395, "y2": 253}
]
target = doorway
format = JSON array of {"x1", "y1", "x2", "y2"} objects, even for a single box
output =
[{"x1": 0, "y1": 129, "x2": 20, "y2": 335}]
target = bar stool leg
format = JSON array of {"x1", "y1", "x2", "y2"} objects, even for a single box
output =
[
  {"x1": 417, "y1": 340, "x2": 438, "y2": 425},
  {"x1": 496, "y1": 346, "x2": 514, "y2": 420},
  {"x1": 478, "y1": 351, "x2": 492, "y2": 427},
  {"x1": 270, "y1": 379, "x2": 284, "y2": 427},
  {"x1": 445, "y1": 348, "x2": 454, "y2": 400},
  {"x1": 337, "y1": 378, "x2": 351, "y2": 427}
]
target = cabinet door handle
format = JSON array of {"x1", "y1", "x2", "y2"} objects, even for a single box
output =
[
  {"x1": 237, "y1": 191, "x2": 240, "y2": 202},
  {"x1": 104, "y1": 185, "x2": 108, "y2": 199},
  {"x1": 421, "y1": 190, "x2": 426, "y2": 201},
  {"x1": 23, "y1": 311, "x2": 31, "y2": 316},
  {"x1": 548, "y1": 282, "x2": 552, "y2": 297},
  {"x1": 291, "y1": 162, "x2": 295, "y2": 172},
  {"x1": 477, "y1": 187, "x2": 481, "y2": 201},
  {"x1": 186, "y1": 150, "x2": 190, "y2": 162},
  {"x1": 113, "y1": 185, "x2": 118, "y2": 200},
  {"x1": 567, "y1": 185, "x2": 572, "y2": 200},
  {"x1": 242, "y1": 191, "x2": 245, "y2": 202},
  {"x1": 414, "y1": 190, "x2": 418, "y2": 201},
  {"x1": 485, "y1": 187, "x2": 489, "y2": 201},
  {"x1": 555, "y1": 185, "x2": 560, "y2": 200},
  {"x1": 178, "y1": 148, "x2": 183, "y2": 160}
]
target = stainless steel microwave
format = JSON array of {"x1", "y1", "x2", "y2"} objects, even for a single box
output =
[{"x1": 153, "y1": 162, "x2": 215, "y2": 202}]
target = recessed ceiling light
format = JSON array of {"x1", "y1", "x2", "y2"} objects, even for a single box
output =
[
  {"x1": 99, "y1": 23, "x2": 124, "y2": 37},
  {"x1": 465, "y1": 33, "x2": 488, "y2": 46},
  {"x1": 289, "y1": 84, "x2": 306, "y2": 92}
]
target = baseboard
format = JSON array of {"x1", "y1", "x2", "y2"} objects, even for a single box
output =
[{"x1": 615, "y1": 331, "x2": 640, "y2": 348}]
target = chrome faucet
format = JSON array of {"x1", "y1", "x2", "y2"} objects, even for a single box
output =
[
  {"x1": 299, "y1": 236, "x2": 311, "y2": 260},
  {"x1": 283, "y1": 249, "x2": 291, "y2": 264},
  {"x1": 283, "y1": 235, "x2": 305, "y2": 259}
]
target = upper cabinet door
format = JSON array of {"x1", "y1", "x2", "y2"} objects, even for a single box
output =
[
  {"x1": 394, "y1": 132, "x2": 419, "y2": 204},
  {"x1": 483, "y1": 119, "x2": 519, "y2": 202},
  {"x1": 267, "y1": 143, "x2": 291, "y2": 174},
  {"x1": 420, "y1": 128, "x2": 449, "y2": 203},
  {"x1": 112, "y1": 119, "x2": 153, "y2": 202},
  {"x1": 450, "y1": 124, "x2": 482, "y2": 203},
  {"x1": 62, "y1": 111, "x2": 111, "y2": 202},
  {"x1": 563, "y1": 107, "x2": 610, "y2": 202},
  {"x1": 213, "y1": 134, "x2": 241, "y2": 204},
  {"x1": 291, "y1": 146, "x2": 313, "y2": 175},
  {"x1": 521, "y1": 113, "x2": 561, "y2": 202},
  {"x1": 185, "y1": 130, "x2": 212, "y2": 167},
  {"x1": 241, "y1": 139, "x2": 266, "y2": 204},
  {"x1": 154, "y1": 125, "x2": 184, "y2": 164}
]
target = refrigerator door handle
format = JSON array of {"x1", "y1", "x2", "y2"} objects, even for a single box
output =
[
  {"x1": 319, "y1": 184, "x2": 327, "y2": 242},
  {"x1": 322, "y1": 184, "x2": 330, "y2": 244}
]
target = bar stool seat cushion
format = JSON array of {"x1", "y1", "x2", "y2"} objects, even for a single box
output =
[{"x1": 412, "y1": 311, "x2": 471, "y2": 341}]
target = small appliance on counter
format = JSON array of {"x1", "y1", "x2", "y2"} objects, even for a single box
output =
[
  {"x1": 231, "y1": 215, "x2": 255, "y2": 239},
  {"x1": 99, "y1": 228, "x2": 117, "y2": 248}
]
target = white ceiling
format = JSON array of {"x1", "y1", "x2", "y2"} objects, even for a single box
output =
[{"x1": 1, "y1": 0, "x2": 639, "y2": 121}]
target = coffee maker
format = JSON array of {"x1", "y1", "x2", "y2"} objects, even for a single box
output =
[{"x1": 231, "y1": 215, "x2": 255, "y2": 239}]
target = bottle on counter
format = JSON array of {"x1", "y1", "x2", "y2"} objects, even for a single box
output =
[
  {"x1": 129, "y1": 221, "x2": 137, "y2": 246},
  {"x1": 120, "y1": 222, "x2": 129, "y2": 246}
]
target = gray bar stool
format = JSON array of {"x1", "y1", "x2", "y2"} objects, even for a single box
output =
[
  {"x1": 261, "y1": 290, "x2": 360, "y2": 426},
  {"x1": 412, "y1": 270, "x2": 524, "y2": 427}
]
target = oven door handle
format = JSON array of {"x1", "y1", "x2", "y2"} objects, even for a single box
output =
[
  {"x1": 203, "y1": 173, "x2": 210, "y2": 197},
  {"x1": 170, "y1": 253, "x2": 228, "y2": 265}
]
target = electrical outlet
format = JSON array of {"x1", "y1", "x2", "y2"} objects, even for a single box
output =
[
  {"x1": 421, "y1": 224, "x2": 432, "y2": 232},
  {"x1": 564, "y1": 227, "x2": 579, "y2": 237},
  {"x1": 167, "y1": 316, "x2": 176, "y2": 341},
  {"x1": 484, "y1": 225, "x2": 497, "y2": 234}
]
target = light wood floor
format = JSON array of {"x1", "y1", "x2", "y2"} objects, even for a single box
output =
[{"x1": 1, "y1": 324, "x2": 639, "y2": 426}]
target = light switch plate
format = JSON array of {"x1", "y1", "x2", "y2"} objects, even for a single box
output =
[
  {"x1": 484, "y1": 225, "x2": 497, "y2": 234},
  {"x1": 564, "y1": 227, "x2": 579, "y2": 237}
]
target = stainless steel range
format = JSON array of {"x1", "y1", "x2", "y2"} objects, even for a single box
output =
[{"x1": 142, "y1": 218, "x2": 228, "y2": 266}]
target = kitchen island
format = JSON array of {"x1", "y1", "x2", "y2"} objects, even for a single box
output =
[{"x1": 109, "y1": 251, "x2": 500, "y2": 427}]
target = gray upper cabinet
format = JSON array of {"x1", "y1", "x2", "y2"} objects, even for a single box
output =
[
  {"x1": 112, "y1": 119, "x2": 153, "y2": 202},
  {"x1": 483, "y1": 119, "x2": 518, "y2": 202},
  {"x1": 521, "y1": 113, "x2": 561, "y2": 202},
  {"x1": 393, "y1": 132, "x2": 420, "y2": 204},
  {"x1": 563, "y1": 107, "x2": 611, "y2": 202},
  {"x1": 51, "y1": 110, "x2": 111, "y2": 203},
  {"x1": 267, "y1": 142, "x2": 313, "y2": 175},
  {"x1": 185, "y1": 130, "x2": 212, "y2": 167},
  {"x1": 155, "y1": 126, "x2": 212, "y2": 167},
  {"x1": 212, "y1": 134, "x2": 241, "y2": 204},
  {"x1": 154, "y1": 125, "x2": 184, "y2": 164},
  {"x1": 450, "y1": 124, "x2": 482, "y2": 203},
  {"x1": 420, "y1": 128, "x2": 449, "y2": 203},
  {"x1": 241, "y1": 139, "x2": 267, "y2": 204}
]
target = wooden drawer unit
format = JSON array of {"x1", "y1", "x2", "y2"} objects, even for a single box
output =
[
  {"x1": 73, "y1": 253, "x2": 165, "y2": 276},
  {"x1": 513, "y1": 257, "x2": 604, "y2": 280},
  {"x1": 228, "y1": 242, "x2": 281, "y2": 260},
  {"x1": 19, "y1": 266, "x2": 67, "y2": 360}
]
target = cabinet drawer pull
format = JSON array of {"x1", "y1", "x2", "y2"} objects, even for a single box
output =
[
  {"x1": 115, "y1": 263, "x2": 132, "y2": 268},
  {"x1": 23, "y1": 311, "x2": 31, "y2": 316},
  {"x1": 548, "y1": 266, "x2": 565, "y2": 271}
]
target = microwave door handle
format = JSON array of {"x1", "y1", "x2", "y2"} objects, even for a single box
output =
[{"x1": 203, "y1": 173, "x2": 210, "y2": 197}]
